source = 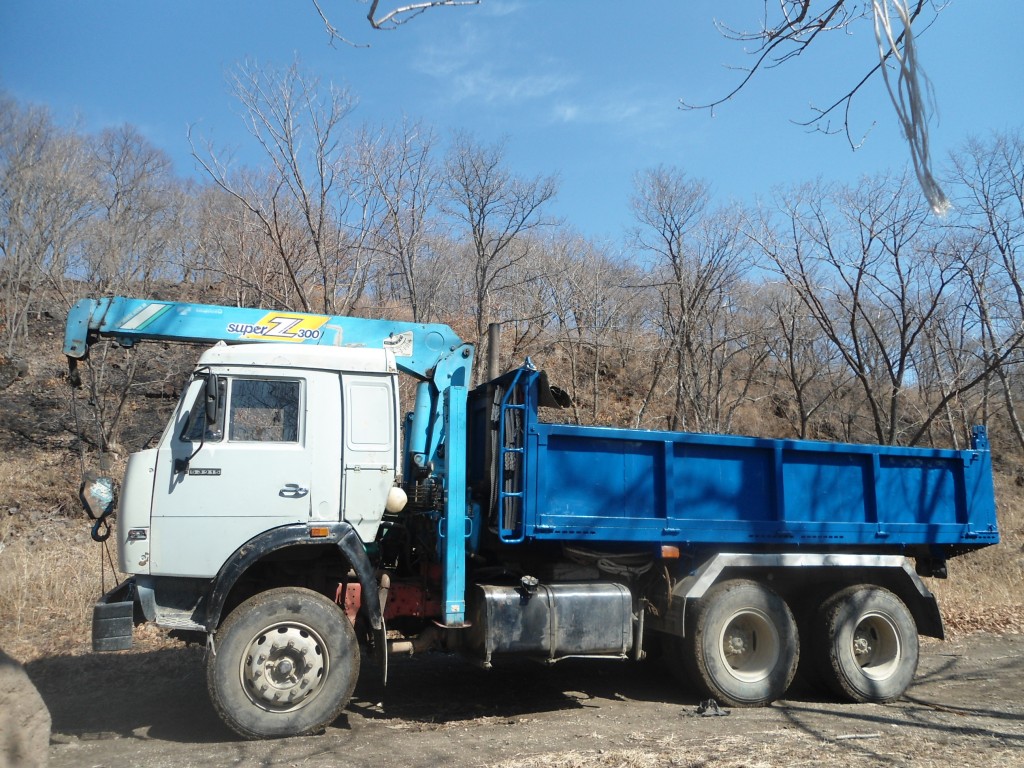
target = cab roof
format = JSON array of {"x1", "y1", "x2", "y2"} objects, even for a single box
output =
[{"x1": 195, "y1": 342, "x2": 396, "y2": 374}]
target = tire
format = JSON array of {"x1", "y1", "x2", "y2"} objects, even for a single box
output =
[
  {"x1": 682, "y1": 579, "x2": 798, "y2": 707},
  {"x1": 207, "y1": 587, "x2": 361, "y2": 739},
  {"x1": 814, "y1": 585, "x2": 918, "y2": 703}
]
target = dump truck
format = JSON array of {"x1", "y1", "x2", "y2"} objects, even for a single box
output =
[{"x1": 64, "y1": 297, "x2": 999, "y2": 739}]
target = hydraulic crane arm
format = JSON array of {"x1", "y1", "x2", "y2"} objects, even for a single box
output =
[{"x1": 63, "y1": 297, "x2": 470, "y2": 381}]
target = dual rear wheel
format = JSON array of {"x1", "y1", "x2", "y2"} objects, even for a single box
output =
[
  {"x1": 813, "y1": 585, "x2": 919, "y2": 703},
  {"x1": 666, "y1": 579, "x2": 919, "y2": 707}
]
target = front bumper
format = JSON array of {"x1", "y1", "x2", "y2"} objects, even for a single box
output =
[{"x1": 92, "y1": 579, "x2": 138, "y2": 652}]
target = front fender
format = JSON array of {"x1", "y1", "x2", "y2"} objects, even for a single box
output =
[{"x1": 204, "y1": 522, "x2": 382, "y2": 631}]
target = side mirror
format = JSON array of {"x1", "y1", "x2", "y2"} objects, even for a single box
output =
[{"x1": 204, "y1": 374, "x2": 222, "y2": 427}]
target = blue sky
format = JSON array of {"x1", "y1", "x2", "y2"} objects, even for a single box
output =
[{"x1": 1, "y1": 1, "x2": 1021, "y2": 242}]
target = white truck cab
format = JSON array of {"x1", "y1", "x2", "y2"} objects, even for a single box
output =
[{"x1": 118, "y1": 343, "x2": 401, "y2": 579}]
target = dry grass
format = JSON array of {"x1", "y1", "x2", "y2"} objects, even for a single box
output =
[
  {"x1": 0, "y1": 533, "x2": 100, "y2": 662},
  {"x1": 0, "y1": 449, "x2": 116, "y2": 662},
  {"x1": 0, "y1": 446, "x2": 77, "y2": 518},
  {"x1": 931, "y1": 466, "x2": 1024, "y2": 637}
]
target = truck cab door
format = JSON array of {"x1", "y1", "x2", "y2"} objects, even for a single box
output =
[
  {"x1": 148, "y1": 369, "x2": 341, "y2": 577},
  {"x1": 341, "y1": 373, "x2": 399, "y2": 542}
]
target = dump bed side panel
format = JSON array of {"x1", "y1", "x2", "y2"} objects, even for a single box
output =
[
  {"x1": 523, "y1": 424, "x2": 997, "y2": 549},
  {"x1": 467, "y1": 370, "x2": 998, "y2": 553}
]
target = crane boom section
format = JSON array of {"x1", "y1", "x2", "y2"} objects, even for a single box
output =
[{"x1": 63, "y1": 297, "x2": 469, "y2": 382}]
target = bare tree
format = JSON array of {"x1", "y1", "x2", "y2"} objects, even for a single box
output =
[
  {"x1": 192, "y1": 59, "x2": 374, "y2": 315},
  {"x1": 164, "y1": 179, "x2": 203, "y2": 292},
  {"x1": 684, "y1": 2, "x2": 942, "y2": 139},
  {"x1": 485, "y1": 238, "x2": 551, "y2": 370},
  {"x1": 913, "y1": 237, "x2": 990, "y2": 448},
  {"x1": 761, "y1": 282, "x2": 853, "y2": 439},
  {"x1": 0, "y1": 95, "x2": 96, "y2": 355},
  {"x1": 65, "y1": 126, "x2": 187, "y2": 452},
  {"x1": 629, "y1": 167, "x2": 707, "y2": 430},
  {"x1": 78, "y1": 124, "x2": 181, "y2": 296},
  {"x1": 948, "y1": 131, "x2": 1024, "y2": 448},
  {"x1": 188, "y1": 183, "x2": 298, "y2": 308},
  {"x1": 756, "y1": 172, "x2": 1013, "y2": 445},
  {"x1": 354, "y1": 119, "x2": 442, "y2": 322},
  {"x1": 687, "y1": 1, "x2": 951, "y2": 211},
  {"x1": 631, "y1": 166, "x2": 759, "y2": 433},
  {"x1": 406, "y1": 231, "x2": 474, "y2": 326},
  {"x1": 442, "y1": 133, "x2": 557, "y2": 374},
  {"x1": 307, "y1": 1, "x2": 950, "y2": 202},
  {"x1": 763, "y1": 176, "x2": 935, "y2": 443},
  {"x1": 538, "y1": 234, "x2": 638, "y2": 424}
]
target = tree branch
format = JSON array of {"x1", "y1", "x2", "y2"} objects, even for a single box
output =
[
  {"x1": 309, "y1": 0, "x2": 479, "y2": 47},
  {"x1": 367, "y1": 0, "x2": 480, "y2": 30},
  {"x1": 683, "y1": 1, "x2": 942, "y2": 148}
]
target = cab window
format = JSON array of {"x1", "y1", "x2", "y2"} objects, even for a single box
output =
[{"x1": 228, "y1": 379, "x2": 301, "y2": 442}]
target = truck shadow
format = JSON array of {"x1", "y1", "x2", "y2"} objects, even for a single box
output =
[
  {"x1": 26, "y1": 646, "x2": 236, "y2": 744},
  {"x1": 26, "y1": 646, "x2": 698, "y2": 743},
  {"x1": 350, "y1": 653, "x2": 692, "y2": 724}
]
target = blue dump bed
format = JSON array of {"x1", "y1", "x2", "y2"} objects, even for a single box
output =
[{"x1": 467, "y1": 368, "x2": 999, "y2": 555}]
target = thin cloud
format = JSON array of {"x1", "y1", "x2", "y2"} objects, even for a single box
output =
[
  {"x1": 448, "y1": 67, "x2": 574, "y2": 105},
  {"x1": 415, "y1": 21, "x2": 575, "y2": 107},
  {"x1": 551, "y1": 93, "x2": 670, "y2": 130},
  {"x1": 480, "y1": 0, "x2": 526, "y2": 18}
]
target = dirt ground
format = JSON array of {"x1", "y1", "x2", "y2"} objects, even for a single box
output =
[{"x1": 27, "y1": 631, "x2": 1024, "y2": 768}]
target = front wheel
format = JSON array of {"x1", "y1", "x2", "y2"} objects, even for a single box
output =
[
  {"x1": 207, "y1": 587, "x2": 361, "y2": 739},
  {"x1": 680, "y1": 579, "x2": 799, "y2": 707},
  {"x1": 814, "y1": 585, "x2": 918, "y2": 703}
]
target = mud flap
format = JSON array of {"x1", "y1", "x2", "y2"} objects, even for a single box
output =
[
  {"x1": 374, "y1": 621, "x2": 388, "y2": 686},
  {"x1": 92, "y1": 581, "x2": 136, "y2": 652}
]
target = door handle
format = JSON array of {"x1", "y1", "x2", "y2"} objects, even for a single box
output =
[{"x1": 279, "y1": 483, "x2": 309, "y2": 498}]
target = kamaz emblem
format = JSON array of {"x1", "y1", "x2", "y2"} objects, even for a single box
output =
[{"x1": 227, "y1": 312, "x2": 329, "y2": 342}]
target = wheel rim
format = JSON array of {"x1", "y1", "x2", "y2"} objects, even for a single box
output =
[
  {"x1": 239, "y1": 621, "x2": 329, "y2": 713},
  {"x1": 852, "y1": 612, "x2": 901, "y2": 681},
  {"x1": 717, "y1": 608, "x2": 781, "y2": 683}
]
